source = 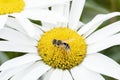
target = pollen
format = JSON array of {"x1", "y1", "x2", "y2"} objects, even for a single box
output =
[
  {"x1": 0, "y1": 0, "x2": 25, "y2": 15},
  {"x1": 37, "y1": 27, "x2": 87, "y2": 70}
]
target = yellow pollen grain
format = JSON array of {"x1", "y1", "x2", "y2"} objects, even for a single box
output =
[
  {"x1": 0, "y1": 0, "x2": 25, "y2": 15},
  {"x1": 37, "y1": 27, "x2": 87, "y2": 70}
]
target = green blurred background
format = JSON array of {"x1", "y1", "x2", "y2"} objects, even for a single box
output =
[{"x1": 0, "y1": 0, "x2": 120, "y2": 80}]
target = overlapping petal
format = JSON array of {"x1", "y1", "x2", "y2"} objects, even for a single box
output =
[
  {"x1": 11, "y1": 61, "x2": 51, "y2": 80},
  {"x1": 24, "y1": 0, "x2": 71, "y2": 9},
  {"x1": 86, "y1": 21, "x2": 120, "y2": 44},
  {"x1": 78, "y1": 12, "x2": 120, "y2": 37},
  {"x1": 87, "y1": 33, "x2": 120, "y2": 53},
  {"x1": 68, "y1": 0, "x2": 85, "y2": 30},
  {"x1": 71, "y1": 65, "x2": 105, "y2": 80},
  {"x1": 0, "y1": 54, "x2": 41, "y2": 71},
  {"x1": 82, "y1": 53, "x2": 120, "y2": 79},
  {"x1": 0, "y1": 63, "x2": 33, "y2": 80},
  {"x1": 0, "y1": 15, "x2": 8, "y2": 29}
]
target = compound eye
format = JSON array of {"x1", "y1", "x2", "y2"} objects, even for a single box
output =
[{"x1": 52, "y1": 39, "x2": 57, "y2": 45}]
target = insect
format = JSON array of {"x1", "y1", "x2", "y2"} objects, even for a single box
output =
[{"x1": 52, "y1": 39, "x2": 70, "y2": 50}]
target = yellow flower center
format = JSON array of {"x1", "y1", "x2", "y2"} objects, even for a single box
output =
[
  {"x1": 37, "y1": 27, "x2": 87, "y2": 70},
  {"x1": 0, "y1": 0, "x2": 25, "y2": 15}
]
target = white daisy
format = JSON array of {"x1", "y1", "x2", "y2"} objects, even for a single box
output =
[
  {"x1": 0, "y1": 0, "x2": 70, "y2": 36},
  {"x1": 0, "y1": 0, "x2": 120, "y2": 80}
]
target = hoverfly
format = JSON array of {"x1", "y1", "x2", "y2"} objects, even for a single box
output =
[{"x1": 52, "y1": 39, "x2": 70, "y2": 50}]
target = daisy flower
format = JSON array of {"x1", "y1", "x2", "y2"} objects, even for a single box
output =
[
  {"x1": 0, "y1": 0, "x2": 70, "y2": 36},
  {"x1": 0, "y1": 0, "x2": 120, "y2": 80}
]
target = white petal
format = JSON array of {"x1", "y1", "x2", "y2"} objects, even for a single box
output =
[
  {"x1": 82, "y1": 53, "x2": 120, "y2": 79},
  {"x1": 52, "y1": 2, "x2": 70, "y2": 18},
  {"x1": 20, "y1": 9, "x2": 68, "y2": 24},
  {"x1": 75, "y1": 21, "x2": 85, "y2": 31},
  {"x1": 0, "y1": 63, "x2": 33, "y2": 80},
  {"x1": 33, "y1": 23, "x2": 52, "y2": 34},
  {"x1": 86, "y1": 21, "x2": 120, "y2": 44},
  {"x1": 24, "y1": 0, "x2": 71, "y2": 9},
  {"x1": 68, "y1": 0, "x2": 85, "y2": 30},
  {"x1": 71, "y1": 65, "x2": 105, "y2": 80},
  {"x1": 42, "y1": 69, "x2": 73, "y2": 80},
  {"x1": 11, "y1": 61, "x2": 51, "y2": 80},
  {"x1": 0, "y1": 15, "x2": 8, "y2": 29},
  {"x1": 62, "y1": 70, "x2": 73, "y2": 80},
  {"x1": 47, "y1": 69, "x2": 63, "y2": 80},
  {"x1": 42, "y1": 69, "x2": 54, "y2": 80},
  {"x1": 0, "y1": 41, "x2": 37, "y2": 53},
  {"x1": 34, "y1": 24, "x2": 52, "y2": 32},
  {"x1": 0, "y1": 54, "x2": 41, "y2": 71},
  {"x1": 87, "y1": 33, "x2": 120, "y2": 53},
  {"x1": 41, "y1": 22, "x2": 56, "y2": 29},
  {"x1": 63, "y1": 2, "x2": 70, "y2": 20},
  {"x1": 6, "y1": 17, "x2": 43, "y2": 41},
  {"x1": 6, "y1": 17, "x2": 27, "y2": 34},
  {"x1": 0, "y1": 27, "x2": 37, "y2": 45},
  {"x1": 30, "y1": 24, "x2": 44, "y2": 40},
  {"x1": 52, "y1": 5, "x2": 65, "y2": 16},
  {"x1": 33, "y1": 26, "x2": 44, "y2": 41},
  {"x1": 51, "y1": 2, "x2": 70, "y2": 26},
  {"x1": 78, "y1": 12, "x2": 120, "y2": 37},
  {"x1": 15, "y1": 15, "x2": 36, "y2": 38}
]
